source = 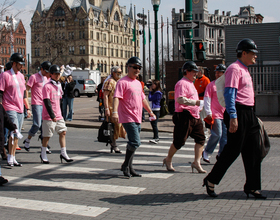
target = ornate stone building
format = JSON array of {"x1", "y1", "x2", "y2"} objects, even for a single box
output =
[
  {"x1": 172, "y1": 0, "x2": 263, "y2": 61},
  {"x1": 31, "y1": 0, "x2": 140, "y2": 76},
  {"x1": 0, "y1": 16, "x2": 27, "y2": 73}
]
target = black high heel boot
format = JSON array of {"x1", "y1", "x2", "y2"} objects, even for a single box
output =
[
  {"x1": 129, "y1": 151, "x2": 141, "y2": 177},
  {"x1": 244, "y1": 190, "x2": 266, "y2": 199},
  {"x1": 121, "y1": 164, "x2": 131, "y2": 178},
  {"x1": 40, "y1": 155, "x2": 49, "y2": 164},
  {"x1": 60, "y1": 154, "x2": 74, "y2": 163},
  {"x1": 121, "y1": 148, "x2": 134, "y2": 178},
  {"x1": 202, "y1": 178, "x2": 217, "y2": 197}
]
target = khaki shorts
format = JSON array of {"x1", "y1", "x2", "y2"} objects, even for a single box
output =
[{"x1": 42, "y1": 119, "x2": 67, "y2": 137}]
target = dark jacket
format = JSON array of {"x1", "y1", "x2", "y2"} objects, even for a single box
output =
[
  {"x1": 62, "y1": 81, "x2": 75, "y2": 98},
  {"x1": 0, "y1": 104, "x2": 17, "y2": 154}
]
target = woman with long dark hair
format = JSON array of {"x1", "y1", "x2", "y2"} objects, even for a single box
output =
[{"x1": 148, "y1": 80, "x2": 162, "y2": 144}]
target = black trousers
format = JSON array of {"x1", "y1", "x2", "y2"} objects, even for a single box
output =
[{"x1": 206, "y1": 104, "x2": 262, "y2": 190}]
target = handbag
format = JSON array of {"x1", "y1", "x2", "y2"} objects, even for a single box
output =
[
  {"x1": 159, "y1": 97, "x2": 169, "y2": 118},
  {"x1": 97, "y1": 117, "x2": 114, "y2": 146},
  {"x1": 257, "y1": 117, "x2": 270, "y2": 160}
]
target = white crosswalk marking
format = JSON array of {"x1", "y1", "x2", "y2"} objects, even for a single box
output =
[
  {"x1": 119, "y1": 144, "x2": 218, "y2": 152},
  {"x1": 0, "y1": 196, "x2": 109, "y2": 217},
  {"x1": 6, "y1": 176, "x2": 146, "y2": 194},
  {"x1": 97, "y1": 149, "x2": 194, "y2": 158},
  {"x1": 34, "y1": 164, "x2": 174, "y2": 179}
]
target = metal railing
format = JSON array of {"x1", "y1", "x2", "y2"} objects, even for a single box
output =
[{"x1": 249, "y1": 65, "x2": 280, "y2": 94}]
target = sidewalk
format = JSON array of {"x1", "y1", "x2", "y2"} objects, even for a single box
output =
[{"x1": 66, "y1": 104, "x2": 280, "y2": 137}]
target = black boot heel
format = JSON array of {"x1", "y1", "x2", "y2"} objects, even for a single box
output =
[
  {"x1": 121, "y1": 164, "x2": 131, "y2": 178},
  {"x1": 244, "y1": 190, "x2": 266, "y2": 199},
  {"x1": 60, "y1": 154, "x2": 73, "y2": 163},
  {"x1": 203, "y1": 178, "x2": 217, "y2": 197}
]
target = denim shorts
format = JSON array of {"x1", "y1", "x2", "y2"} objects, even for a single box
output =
[{"x1": 6, "y1": 110, "x2": 24, "y2": 134}]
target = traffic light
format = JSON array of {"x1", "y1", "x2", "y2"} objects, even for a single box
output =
[{"x1": 195, "y1": 42, "x2": 206, "y2": 61}]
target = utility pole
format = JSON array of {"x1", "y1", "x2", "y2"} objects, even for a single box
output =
[{"x1": 167, "y1": 17, "x2": 170, "y2": 61}]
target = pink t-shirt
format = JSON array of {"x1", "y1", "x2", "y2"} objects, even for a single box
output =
[
  {"x1": 225, "y1": 60, "x2": 254, "y2": 106},
  {"x1": 27, "y1": 72, "x2": 49, "y2": 105},
  {"x1": 0, "y1": 69, "x2": 26, "y2": 113},
  {"x1": 175, "y1": 77, "x2": 200, "y2": 119},
  {"x1": 114, "y1": 75, "x2": 145, "y2": 123},
  {"x1": 204, "y1": 80, "x2": 226, "y2": 119},
  {"x1": 42, "y1": 81, "x2": 63, "y2": 121}
]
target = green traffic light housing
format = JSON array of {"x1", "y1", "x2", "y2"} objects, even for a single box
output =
[{"x1": 195, "y1": 42, "x2": 206, "y2": 61}]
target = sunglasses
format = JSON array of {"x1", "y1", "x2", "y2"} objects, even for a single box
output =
[
  {"x1": 129, "y1": 65, "x2": 142, "y2": 70},
  {"x1": 116, "y1": 71, "x2": 122, "y2": 74}
]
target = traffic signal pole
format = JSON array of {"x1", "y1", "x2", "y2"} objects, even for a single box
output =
[{"x1": 185, "y1": 0, "x2": 193, "y2": 60}]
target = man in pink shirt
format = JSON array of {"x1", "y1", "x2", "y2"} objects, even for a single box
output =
[
  {"x1": 112, "y1": 57, "x2": 155, "y2": 178},
  {"x1": 163, "y1": 61, "x2": 206, "y2": 174},
  {"x1": 23, "y1": 61, "x2": 51, "y2": 152},
  {"x1": 202, "y1": 64, "x2": 227, "y2": 163},
  {"x1": 0, "y1": 53, "x2": 31, "y2": 166},
  {"x1": 40, "y1": 65, "x2": 73, "y2": 164},
  {"x1": 203, "y1": 39, "x2": 266, "y2": 199}
]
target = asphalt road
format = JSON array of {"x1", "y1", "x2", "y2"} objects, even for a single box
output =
[{"x1": 1, "y1": 120, "x2": 280, "y2": 219}]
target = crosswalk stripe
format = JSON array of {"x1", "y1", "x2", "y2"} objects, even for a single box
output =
[
  {"x1": 140, "y1": 140, "x2": 193, "y2": 145},
  {"x1": 0, "y1": 196, "x2": 109, "y2": 217},
  {"x1": 34, "y1": 164, "x2": 174, "y2": 179},
  {"x1": 118, "y1": 144, "x2": 218, "y2": 153},
  {"x1": 6, "y1": 176, "x2": 146, "y2": 195},
  {"x1": 97, "y1": 149, "x2": 194, "y2": 158}
]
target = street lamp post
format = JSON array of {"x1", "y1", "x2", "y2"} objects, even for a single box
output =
[{"x1": 151, "y1": 0, "x2": 160, "y2": 80}]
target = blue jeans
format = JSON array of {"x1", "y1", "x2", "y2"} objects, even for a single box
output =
[
  {"x1": 5, "y1": 111, "x2": 24, "y2": 139},
  {"x1": 29, "y1": 105, "x2": 43, "y2": 137},
  {"x1": 62, "y1": 97, "x2": 74, "y2": 121},
  {"x1": 122, "y1": 122, "x2": 141, "y2": 150},
  {"x1": 205, "y1": 119, "x2": 227, "y2": 156},
  {"x1": 150, "y1": 110, "x2": 160, "y2": 139}
]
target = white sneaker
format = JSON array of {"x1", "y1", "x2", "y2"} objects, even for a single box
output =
[
  {"x1": 23, "y1": 139, "x2": 30, "y2": 152},
  {"x1": 149, "y1": 139, "x2": 159, "y2": 144}
]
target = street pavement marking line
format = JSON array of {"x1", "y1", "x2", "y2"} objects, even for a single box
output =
[
  {"x1": 96, "y1": 149, "x2": 194, "y2": 158},
  {"x1": 140, "y1": 140, "x2": 193, "y2": 145},
  {"x1": 122, "y1": 144, "x2": 218, "y2": 152},
  {"x1": 0, "y1": 196, "x2": 109, "y2": 217},
  {"x1": 6, "y1": 176, "x2": 146, "y2": 195},
  {"x1": 34, "y1": 164, "x2": 174, "y2": 179}
]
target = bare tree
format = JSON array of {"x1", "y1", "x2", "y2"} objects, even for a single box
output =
[{"x1": 0, "y1": 0, "x2": 16, "y2": 20}]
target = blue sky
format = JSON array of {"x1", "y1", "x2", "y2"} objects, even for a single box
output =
[{"x1": 8, "y1": 0, "x2": 280, "y2": 56}]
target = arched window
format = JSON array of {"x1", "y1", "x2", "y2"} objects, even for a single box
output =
[
  {"x1": 54, "y1": 7, "x2": 65, "y2": 16},
  {"x1": 114, "y1": 12, "x2": 120, "y2": 21}
]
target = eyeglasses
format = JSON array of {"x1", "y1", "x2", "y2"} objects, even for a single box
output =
[
  {"x1": 129, "y1": 65, "x2": 142, "y2": 70},
  {"x1": 116, "y1": 71, "x2": 122, "y2": 74}
]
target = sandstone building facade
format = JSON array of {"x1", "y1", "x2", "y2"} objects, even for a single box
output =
[{"x1": 31, "y1": 0, "x2": 140, "y2": 76}]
